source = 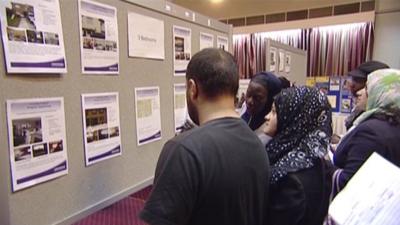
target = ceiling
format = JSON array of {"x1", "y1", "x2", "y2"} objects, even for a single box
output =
[{"x1": 169, "y1": 0, "x2": 362, "y2": 19}]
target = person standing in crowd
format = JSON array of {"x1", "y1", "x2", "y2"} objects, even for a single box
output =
[
  {"x1": 264, "y1": 86, "x2": 332, "y2": 225},
  {"x1": 241, "y1": 72, "x2": 282, "y2": 145},
  {"x1": 344, "y1": 60, "x2": 389, "y2": 130},
  {"x1": 140, "y1": 48, "x2": 270, "y2": 225},
  {"x1": 332, "y1": 69, "x2": 400, "y2": 195}
]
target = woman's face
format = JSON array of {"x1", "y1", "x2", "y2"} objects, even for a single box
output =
[
  {"x1": 264, "y1": 103, "x2": 278, "y2": 137},
  {"x1": 245, "y1": 81, "x2": 268, "y2": 116}
]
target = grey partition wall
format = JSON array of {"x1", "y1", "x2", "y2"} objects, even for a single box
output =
[
  {"x1": 265, "y1": 39, "x2": 307, "y2": 86},
  {"x1": 0, "y1": 1, "x2": 232, "y2": 225}
]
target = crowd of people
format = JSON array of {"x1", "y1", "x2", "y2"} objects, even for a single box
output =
[{"x1": 139, "y1": 48, "x2": 400, "y2": 225}]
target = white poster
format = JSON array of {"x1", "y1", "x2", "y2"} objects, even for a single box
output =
[
  {"x1": 269, "y1": 47, "x2": 277, "y2": 72},
  {"x1": 173, "y1": 25, "x2": 191, "y2": 76},
  {"x1": 199, "y1": 32, "x2": 214, "y2": 50},
  {"x1": 285, "y1": 53, "x2": 291, "y2": 73},
  {"x1": 128, "y1": 12, "x2": 164, "y2": 59},
  {"x1": 81, "y1": 92, "x2": 122, "y2": 166},
  {"x1": 174, "y1": 83, "x2": 187, "y2": 133},
  {"x1": 78, "y1": 0, "x2": 119, "y2": 74},
  {"x1": 135, "y1": 87, "x2": 162, "y2": 145},
  {"x1": 329, "y1": 153, "x2": 400, "y2": 225},
  {"x1": 217, "y1": 35, "x2": 229, "y2": 51},
  {"x1": 0, "y1": 0, "x2": 67, "y2": 73},
  {"x1": 7, "y1": 97, "x2": 68, "y2": 192},
  {"x1": 278, "y1": 50, "x2": 285, "y2": 72}
]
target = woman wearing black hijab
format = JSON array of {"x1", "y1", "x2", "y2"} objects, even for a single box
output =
[
  {"x1": 241, "y1": 72, "x2": 282, "y2": 144},
  {"x1": 263, "y1": 86, "x2": 332, "y2": 225}
]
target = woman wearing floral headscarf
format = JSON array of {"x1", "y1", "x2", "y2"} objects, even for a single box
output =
[
  {"x1": 264, "y1": 86, "x2": 333, "y2": 225},
  {"x1": 333, "y1": 69, "x2": 400, "y2": 195}
]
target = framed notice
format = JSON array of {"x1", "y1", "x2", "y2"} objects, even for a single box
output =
[
  {"x1": 128, "y1": 12, "x2": 164, "y2": 59},
  {"x1": 173, "y1": 25, "x2": 191, "y2": 76},
  {"x1": 174, "y1": 83, "x2": 187, "y2": 133},
  {"x1": 269, "y1": 47, "x2": 277, "y2": 72},
  {"x1": 199, "y1": 32, "x2": 214, "y2": 50},
  {"x1": 78, "y1": 0, "x2": 119, "y2": 74},
  {"x1": 135, "y1": 87, "x2": 162, "y2": 145},
  {"x1": 278, "y1": 50, "x2": 285, "y2": 72},
  {"x1": 81, "y1": 92, "x2": 122, "y2": 166},
  {"x1": 285, "y1": 53, "x2": 291, "y2": 73},
  {"x1": 7, "y1": 97, "x2": 68, "y2": 191},
  {"x1": 217, "y1": 35, "x2": 228, "y2": 51},
  {"x1": 0, "y1": 0, "x2": 67, "y2": 73}
]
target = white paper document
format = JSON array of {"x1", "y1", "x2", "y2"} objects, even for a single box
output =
[
  {"x1": 173, "y1": 25, "x2": 191, "y2": 76},
  {"x1": 81, "y1": 92, "x2": 122, "y2": 166},
  {"x1": 199, "y1": 32, "x2": 214, "y2": 50},
  {"x1": 135, "y1": 87, "x2": 162, "y2": 145},
  {"x1": 0, "y1": 0, "x2": 67, "y2": 73},
  {"x1": 174, "y1": 83, "x2": 187, "y2": 133},
  {"x1": 128, "y1": 12, "x2": 164, "y2": 59},
  {"x1": 217, "y1": 35, "x2": 228, "y2": 51},
  {"x1": 7, "y1": 97, "x2": 68, "y2": 191},
  {"x1": 329, "y1": 153, "x2": 400, "y2": 225},
  {"x1": 79, "y1": 0, "x2": 119, "y2": 74}
]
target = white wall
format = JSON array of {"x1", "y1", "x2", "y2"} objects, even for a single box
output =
[{"x1": 373, "y1": 11, "x2": 400, "y2": 69}]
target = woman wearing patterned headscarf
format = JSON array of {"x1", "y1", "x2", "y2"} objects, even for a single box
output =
[
  {"x1": 264, "y1": 86, "x2": 333, "y2": 225},
  {"x1": 333, "y1": 69, "x2": 400, "y2": 195}
]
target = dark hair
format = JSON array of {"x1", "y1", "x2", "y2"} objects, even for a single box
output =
[
  {"x1": 278, "y1": 76, "x2": 291, "y2": 89},
  {"x1": 250, "y1": 72, "x2": 282, "y2": 114},
  {"x1": 186, "y1": 48, "x2": 239, "y2": 99}
]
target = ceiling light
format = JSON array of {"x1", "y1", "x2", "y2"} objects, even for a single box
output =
[{"x1": 210, "y1": 0, "x2": 224, "y2": 4}]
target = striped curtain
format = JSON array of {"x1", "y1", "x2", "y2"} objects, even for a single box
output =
[{"x1": 233, "y1": 22, "x2": 374, "y2": 79}]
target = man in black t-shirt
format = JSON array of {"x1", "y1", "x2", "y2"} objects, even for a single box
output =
[{"x1": 140, "y1": 48, "x2": 269, "y2": 225}]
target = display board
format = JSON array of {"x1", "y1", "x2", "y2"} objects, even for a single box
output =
[
  {"x1": 0, "y1": 0, "x2": 231, "y2": 224},
  {"x1": 265, "y1": 39, "x2": 307, "y2": 86}
]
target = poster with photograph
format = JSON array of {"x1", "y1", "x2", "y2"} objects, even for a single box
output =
[
  {"x1": 278, "y1": 50, "x2": 285, "y2": 72},
  {"x1": 78, "y1": 0, "x2": 119, "y2": 74},
  {"x1": 285, "y1": 53, "x2": 291, "y2": 73},
  {"x1": 135, "y1": 87, "x2": 162, "y2": 145},
  {"x1": 81, "y1": 92, "x2": 121, "y2": 166},
  {"x1": 329, "y1": 76, "x2": 341, "y2": 91},
  {"x1": 0, "y1": 0, "x2": 67, "y2": 73},
  {"x1": 269, "y1": 47, "x2": 277, "y2": 72},
  {"x1": 7, "y1": 97, "x2": 68, "y2": 192},
  {"x1": 199, "y1": 32, "x2": 213, "y2": 50},
  {"x1": 174, "y1": 83, "x2": 186, "y2": 133},
  {"x1": 128, "y1": 12, "x2": 164, "y2": 59},
  {"x1": 328, "y1": 77, "x2": 341, "y2": 112},
  {"x1": 340, "y1": 77, "x2": 353, "y2": 113},
  {"x1": 217, "y1": 35, "x2": 228, "y2": 51},
  {"x1": 173, "y1": 25, "x2": 191, "y2": 76}
]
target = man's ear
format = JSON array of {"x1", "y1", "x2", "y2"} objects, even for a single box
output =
[{"x1": 187, "y1": 79, "x2": 198, "y2": 100}]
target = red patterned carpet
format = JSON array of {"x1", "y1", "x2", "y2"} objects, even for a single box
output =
[{"x1": 73, "y1": 186, "x2": 152, "y2": 225}]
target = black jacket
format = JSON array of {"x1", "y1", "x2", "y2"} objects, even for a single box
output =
[
  {"x1": 267, "y1": 159, "x2": 331, "y2": 225},
  {"x1": 334, "y1": 117, "x2": 400, "y2": 190}
]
